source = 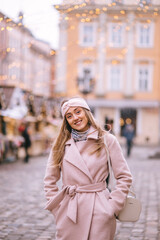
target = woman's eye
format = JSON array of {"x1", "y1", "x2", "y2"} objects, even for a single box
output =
[
  {"x1": 67, "y1": 115, "x2": 71, "y2": 119},
  {"x1": 76, "y1": 110, "x2": 81, "y2": 114}
]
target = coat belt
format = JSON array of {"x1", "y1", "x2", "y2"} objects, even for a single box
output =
[{"x1": 45, "y1": 181, "x2": 107, "y2": 223}]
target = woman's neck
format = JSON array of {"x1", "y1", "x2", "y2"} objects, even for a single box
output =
[{"x1": 71, "y1": 128, "x2": 90, "y2": 142}]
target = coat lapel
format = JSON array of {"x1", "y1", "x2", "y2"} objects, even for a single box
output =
[{"x1": 64, "y1": 137, "x2": 94, "y2": 182}]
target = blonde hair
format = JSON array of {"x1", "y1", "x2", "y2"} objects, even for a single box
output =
[{"x1": 52, "y1": 107, "x2": 107, "y2": 167}]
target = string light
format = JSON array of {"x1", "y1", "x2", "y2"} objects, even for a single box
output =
[{"x1": 50, "y1": 50, "x2": 55, "y2": 55}]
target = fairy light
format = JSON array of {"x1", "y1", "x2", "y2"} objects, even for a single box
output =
[
  {"x1": 74, "y1": 5, "x2": 79, "y2": 9},
  {"x1": 137, "y1": 7, "x2": 142, "y2": 11},
  {"x1": 119, "y1": 118, "x2": 124, "y2": 126},
  {"x1": 70, "y1": 25, "x2": 75, "y2": 30},
  {"x1": 103, "y1": 7, "x2": 107, "y2": 12},
  {"x1": 112, "y1": 60, "x2": 118, "y2": 65},
  {"x1": 6, "y1": 18, "x2": 12, "y2": 22},
  {"x1": 143, "y1": 9, "x2": 147, "y2": 13},
  {"x1": 50, "y1": 50, "x2": 55, "y2": 55},
  {"x1": 154, "y1": 12, "x2": 158, "y2": 16},
  {"x1": 126, "y1": 26, "x2": 130, "y2": 31},
  {"x1": 126, "y1": 118, "x2": 132, "y2": 125},
  {"x1": 89, "y1": 10, "x2": 94, "y2": 14},
  {"x1": 145, "y1": 5, "x2": 149, "y2": 10},
  {"x1": 95, "y1": 8, "x2": 100, "y2": 15},
  {"x1": 121, "y1": 48, "x2": 128, "y2": 55},
  {"x1": 120, "y1": 10, "x2": 125, "y2": 15},
  {"x1": 86, "y1": 18, "x2": 90, "y2": 22},
  {"x1": 6, "y1": 48, "x2": 11, "y2": 52},
  {"x1": 6, "y1": 26, "x2": 13, "y2": 31},
  {"x1": 82, "y1": 3, "x2": 86, "y2": 7},
  {"x1": 114, "y1": 15, "x2": 119, "y2": 20},
  {"x1": 67, "y1": 8, "x2": 73, "y2": 12}
]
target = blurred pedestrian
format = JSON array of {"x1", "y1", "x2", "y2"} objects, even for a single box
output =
[
  {"x1": 44, "y1": 97, "x2": 132, "y2": 240},
  {"x1": 104, "y1": 118, "x2": 114, "y2": 135},
  {"x1": 123, "y1": 123, "x2": 135, "y2": 157},
  {"x1": 19, "y1": 122, "x2": 31, "y2": 163}
]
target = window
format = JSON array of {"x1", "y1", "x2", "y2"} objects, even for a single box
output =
[
  {"x1": 107, "y1": 63, "x2": 123, "y2": 91},
  {"x1": 136, "y1": 22, "x2": 154, "y2": 48},
  {"x1": 112, "y1": 0, "x2": 123, "y2": 4},
  {"x1": 139, "y1": 0, "x2": 151, "y2": 5},
  {"x1": 135, "y1": 64, "x2": 153, "y2": 92},
  {"x1": 79, "y1": 22, "x2": 97, "y2": 47},
  {"x1": 109, "y1": 23, "x2": 125, "y2": 48},
  {"x1": 110, "y1": 66, "x2": 120, "y2": 90}
]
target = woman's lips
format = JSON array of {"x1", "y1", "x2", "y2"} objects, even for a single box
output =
[{"x1": 74, "y1": 120, "x2": 82, "y2": 126}]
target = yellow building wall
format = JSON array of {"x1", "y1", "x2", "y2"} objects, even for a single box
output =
[
  {"x1": 58, "y1": 5, "x2": 160, "y2": 145},
  {"x1": 136, "y1": 108, "x2": 159, "y2": 145},
  {"x1": 66, "y1": 11, "x2": 160, "y2": 101}
]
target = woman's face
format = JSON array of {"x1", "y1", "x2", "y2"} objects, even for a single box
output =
[{"x1": 65, "y1": 107, "x2": 89, "y2": 132}]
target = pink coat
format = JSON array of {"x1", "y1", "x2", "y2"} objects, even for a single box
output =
[{"x1": 44, "y1": 127, "x2": 132, "y2": 240}]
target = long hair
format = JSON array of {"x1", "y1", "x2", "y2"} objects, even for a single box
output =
[{"x1": 51, "y1": 108, "x2": 107, "y2": 167}]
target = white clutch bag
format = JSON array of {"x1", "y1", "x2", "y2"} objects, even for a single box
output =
[
  {"x1": 104, "y1": 135, "x2": 142, "y2": 222},
  {"x1": 117, "y1": 189, "x2": 142, "y2": 222}
]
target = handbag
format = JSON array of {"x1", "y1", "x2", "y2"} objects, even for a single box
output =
[{"x1": 104, "y1": 135, "x2": 142, "y2": 222}]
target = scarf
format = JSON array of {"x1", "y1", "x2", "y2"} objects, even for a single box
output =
[{"x1": 71, "y1": 128, "x2": 89, "y2": 142}]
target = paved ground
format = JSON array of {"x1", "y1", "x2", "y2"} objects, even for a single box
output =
[{"x1": 0, "y1": 145, "x2": 160, "y2": 240}]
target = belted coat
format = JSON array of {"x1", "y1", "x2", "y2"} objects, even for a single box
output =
[{"x1": 44, "y1": 127, "x2": 132, "y2": 240}]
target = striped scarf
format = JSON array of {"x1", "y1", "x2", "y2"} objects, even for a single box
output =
[{"x1": 71, "y1": 128, "x2": 89, "y2": 142}]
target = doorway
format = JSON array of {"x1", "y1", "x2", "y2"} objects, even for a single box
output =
[{"x1": 120, "y1": 108, "x2": 137, "y2": 136}]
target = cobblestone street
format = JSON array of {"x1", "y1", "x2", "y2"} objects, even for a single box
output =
[{"x1": 0, "y1": 146, "x2": 160, "y2": 240}]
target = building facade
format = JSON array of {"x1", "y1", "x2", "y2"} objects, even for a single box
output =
[
  {"x1": 55, "y1": 0, "x2": 160, "y2": 145},
  {"x1": 0, "y1": 12, "x2": 55, "y2": 99},
  {"x1": 0, "y1": 12, "x2": 58, "y2": 161}
]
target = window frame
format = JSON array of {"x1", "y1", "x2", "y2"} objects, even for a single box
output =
[
  {"x1": 136, "y1": 22, "x2": 154, "y2": 48},
  {"x1": 79, "y1": 22, "x2": 97, "y2": 47},
  {"x1": 107, "y1": 63, "x2": 124, "y2": 92},
  {"x1": 135, "y1": 63, "x2": 153, "y2": 92},
  {"x1": 108, "y1": 22, "x2": 126, "y2": 48}
]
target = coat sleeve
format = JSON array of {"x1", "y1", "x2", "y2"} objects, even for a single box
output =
[
  {"x1": 44, "y1": 150, "x2": 61, "y2": 205},
  {"x1": 106, "y1": 133, "x2": 132, "y2": 216}
]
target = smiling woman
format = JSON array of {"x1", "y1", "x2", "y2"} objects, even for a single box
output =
[{"x1": 44, "y1": 97, "x2": 132, "y2": 240}]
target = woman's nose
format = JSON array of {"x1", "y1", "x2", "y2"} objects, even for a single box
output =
[{"x1": 72, "y1": 114, "x2": 78, "y2": 120}]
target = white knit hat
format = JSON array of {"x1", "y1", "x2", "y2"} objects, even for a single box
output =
[{"x1": 61, "y1": 98, "x2": 90, "y2": 117}]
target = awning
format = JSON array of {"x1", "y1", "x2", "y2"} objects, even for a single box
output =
[{"x1": 0, "y1": 105, "x2": 28, "y2": 120}]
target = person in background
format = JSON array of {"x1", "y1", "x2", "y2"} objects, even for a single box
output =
[
  {"x1": 123, "y1": 123, "x2": 135, "y2": 157},
  {"x1": 44, "y1": 97, "x2": 132, "y2": 240},
  {"x1": 19, "y1": 122, "x2": 31, "y2": 163},
  {"x1": 104, "y1": 118, "x2": 114, "y2": 135}
]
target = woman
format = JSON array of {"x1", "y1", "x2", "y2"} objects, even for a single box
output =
[{"x1": 44, "y1": 97, "x2": 132, "y2": 240}]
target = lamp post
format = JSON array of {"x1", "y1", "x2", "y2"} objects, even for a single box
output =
[{"x1": 77, "y1": 69, "x2": 95, "y2": 95}]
